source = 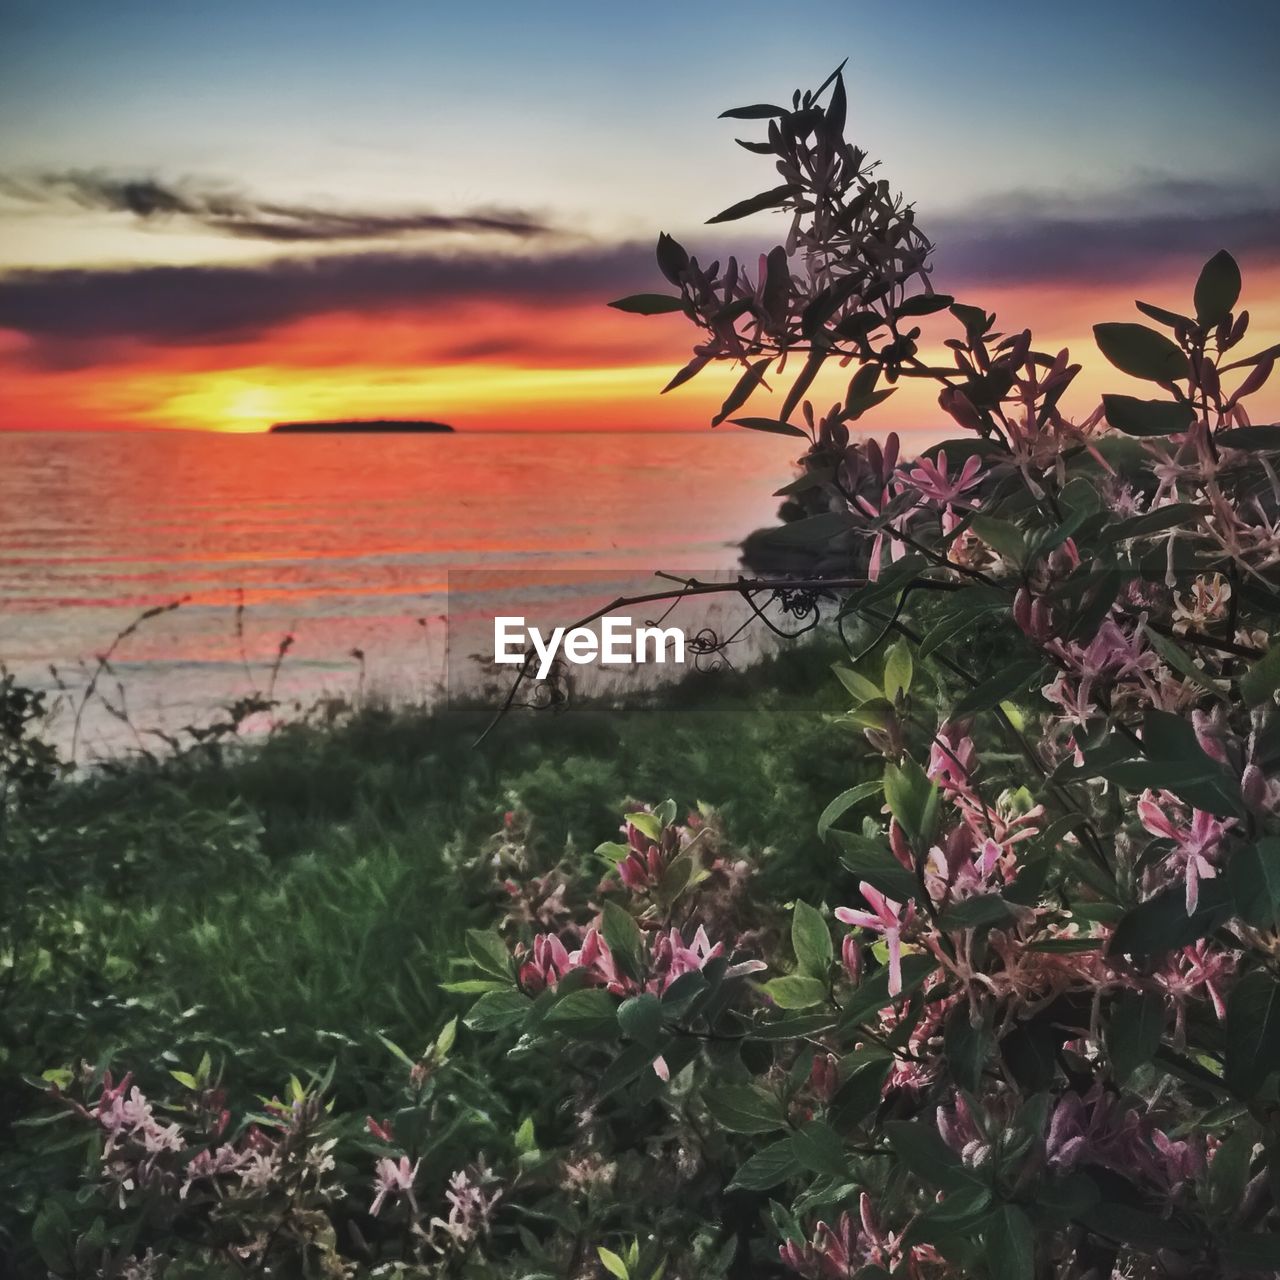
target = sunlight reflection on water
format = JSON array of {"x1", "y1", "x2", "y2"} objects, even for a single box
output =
[{"x1": 0, "y1": 430, "x2": 796, "y2": 758}]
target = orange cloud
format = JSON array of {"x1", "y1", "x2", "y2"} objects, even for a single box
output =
[{"x1": 3, "y1": 264, "x2": 1277, "y2": 436}]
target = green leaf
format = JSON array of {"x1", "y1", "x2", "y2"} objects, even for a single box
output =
[
  {"x1": 1227, "y1": 837, "x2": 1280, "y2": 928},
  {"x1": 791, "y1": 1120, "x2": 849, "y2": 1178},
  {"x1": 985, "y1": 1205, "x2": 1035, "y2": 1280},
  {"x1": 705, "y1": 1084, "x2": 789, "y2": 1134},
  {"x1": 896, "y1": 292, "x2": 954, "y2": 316},
  {"x1": 970, "y1": 514, "x2": 1028, "y2": 564},
  {"x1": 1102, "y1": 394, "x2": 1195, "y2": 436},
  {"x1": 1094, "y1": 322, "x2": 1190, "y2": 383},
  {"x1": 601, "y1": 901, "x2": 645, "y2": 981},
  {"x1": 943, "y1": 1008, "x2": 991, "y2": 1092},
  {"x1": 909, "y1": 1181, "x2": 994, "y2": 1240},
  {"x1": 951, "y1": 302, "x2": 992, "y2": 341},
  {"x1": 514, "y1": 1114, "x2": 537, "y2": 1154},
  {"x1": 544, "y1": 988, "x2": 621, "y2": 1040},
  {"x1": 1034, "y1": 1172, "x2": 1101, "y2": 1223},
  {"x1": 780, "y1": 347, "x2": 829, "y2": 424},
  {"x1": 1137, "y1": 299, "x2": 1192, "y2": 329},
  {"x1": 829, "y1": 1057, "x2": 892, "y2": 1128},
  {"x1": 792, "y1": 901, "x2": 834, "y2": 978},
  {"x1": 728, "y1": 1136, "x2": 803, "y2": 1190},
  {"x1": 1138, "y1": 708, "x2": 1242, "y2": 816},
  {"x1": 1240, "y1": 639, "x2": 1280, "y2": 708},
  {"x1": 598, "y1": 1246, "x2": 630, "y2": 1279},
  {"x1": 917, "y1": 600, "x2": 1006, "y2": 658},
  {"x1": 883, "y1": 756, "x2": 939, "y2": 848},
  {"x1": 1207, "y1": 1129, "x2": 1254, "y2": 1216},
  {"x1": 952, "y1": 659, "x2": 1043, "y2": 720},
  {"x1": 1194, "y1": 249, "x2": 1241, "y2": 326},
  {"x1": 608, "y1": 293, "x2": 684, "y2": 315},
  {"x1": 32, "y1": 1200, "x2": 73, "y2": 1272},
  {"x1": 939, "y1": 894, "x2": 1018, "y2": 931},
  {"x1": 719, "y1": 102, "x2": 788, "y2": 119},
  {"x1": 1108, "y1": 879, "x2": 1233, "y2": 959},
  {"x1": 1225, "y1": 970, "x2": 1280, "y2": 1098},
  {"x1": 764, "y1": 975, "x2": 829, "y2": 1010},
  {"x1": 1142, "y1": 625, "x2": 1224, "y2": 697},
  {"x1": 1220, "y1": 1231, "x2": 1280, "y2": 1271},
  {"x1": 1079, "y1": 709, "x2": 1241, "y2": 817},
  {"x1": 440, "y1": 978, "x2": 507, "y2": 994},
  {"x1": 706, "y1": 183, "x2": 798, "y2": 224},
  {"x1": 1079, "y1": 1202, "x2": 1200, "y2": 1252},
  {"x1": 832, "y1": 664, "x2": 883, "y2": 704},
  {"x1": 597, "y1": 1041, "x2": 665, "y2": 1100},
  {"x1": 463, "y1": 989, "x2": 532, "y2": 1033},
  {"x1": 818, "y1": 781, "x2": 882, "y2": 840},
  {"x1": 1105, "y1": 989, "x2": 1165, "y2": 1082},
  {"x1": 882, "y1": 638, "x2": 913, "y2": 701},
  {"x1": 1216, "y1": 424, "x2": 1280, "y2": 450},
  {"x1": 617, "y1": 994, "x2": 663, "y2": 1047},
  {"x1": 655, "y1": 233, "x2": 689, "y2": 285},
  {"x1": 835, "y1": 832, "x2": 919, "y2": 903},
  {"x1": 1099, "y1": 504, "x2": 1208, "y2": 545},
  {"x1": 742, "y1": 1012, "x2": 838, "y2": 1041},
  {"x1": 377, "y1": 1033, "x2": 416, "y2": 1067},
  {"x1": 845, "y1": 387, "x2": 896, "y2": 420},
  {"x1": 625, "y1": 811, "x2": 662, "y2": 840},
  {"x1": 169, "y1": 1069, "x2": 199, "y2": 1090},
  {"x1": 465, "y1": 929, "x2": 514, "y2": 981},
  {"x1": 595, "y1": 840, "x2": 629, "y2": 865},
  {"x1": 884, "y1": 1120, "x2": 970, "y2": 1191},
  {"x1": 836, "y1": 698, "x2": 896, "y2": 733},
  {"x1": 730, "y1": 416, "x2": 810, "y2": 438}
]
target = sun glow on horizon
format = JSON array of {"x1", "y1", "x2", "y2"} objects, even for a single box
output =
[
  {"x1": 4, "y1": 261, "x2": 1280, "y2": 435},
  {"x1": 127, "y1": 360, "x2": 733, "y2": 434}
]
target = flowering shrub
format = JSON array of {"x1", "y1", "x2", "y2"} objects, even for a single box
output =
[
  {"x1": 33, "y1": 1025, "x2": 514, "y2": 1278},
  {"x1": 25, "y1": 67, "x2": 1280, "y2": 1279},
  {"x1": 453, "y1": 68, "x2": 1280, "y2": 1278}
]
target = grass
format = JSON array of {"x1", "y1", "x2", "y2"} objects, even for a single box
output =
[{"x1": 0, "y1": 636, "x2": 862, "y2": 1237}]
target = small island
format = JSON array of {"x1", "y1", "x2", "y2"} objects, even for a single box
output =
[{"x1": 269, "y1": 419, "x2": 455, "y2": 434}]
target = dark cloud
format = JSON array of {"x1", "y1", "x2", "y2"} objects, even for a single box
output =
[
  {"x1": 2, "y1": 175, "x2": 1277, "y2": 360},
  {"x1": 0, "y1": 170, "x2": 555, "y2": 242},
  {"x1": 932, "y1": 178, "x2": 1280, "y2": 284},
  {"x1": 0, "y1": 244, "x2": 660, "y2": 348}
]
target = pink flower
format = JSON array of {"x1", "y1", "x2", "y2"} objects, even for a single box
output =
[
  {"x1": 366, "y1": 1115, "x2": 395, "y2": 1143},
  {"x1": 836, "y1": 883, "x2": 915, "y2": 996},
  {"x1": 428, "y1": 1164, "x2": 502, "y2": 1251},
  {"x1": 927, "y1": 720, "x2": 977, "y2": 794},
  {"x1": 371, "y1": 1154, "x2": 419, "y2": 1217},
  {"x1": 1137, "y1": 790, "x2": 1233, "y2": 914},
  {"x1": 779, "y1": 1195, "x2": 940, "y2": 1277},
  {"x1": 518, "y1": 932, "x2": 574, "y2": 993},
  {"x1": 1154, "y1": 940, "x2": 1234, "y2": 1039},
  {"x1": 617, "y1": 820, "x2": 670, "y2": 891},
  {"x1": 900, "y1": 450, "x2": 983, "y2": 507},
  {"x1": 649, "y1": 924, "x2": 766, "y2": 992}
]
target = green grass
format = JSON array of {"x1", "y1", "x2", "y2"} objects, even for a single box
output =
[{"x1": 3, "y1": 637, "x2": 858, "y2": 1104}]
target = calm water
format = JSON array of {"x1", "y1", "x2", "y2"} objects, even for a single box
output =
[{"x1": 0, "y1": 430, "x2": 796, "y2": 758}]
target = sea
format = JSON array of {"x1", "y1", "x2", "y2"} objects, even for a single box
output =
[{"x1": 0, "y1": 429, "x2": 798, "y2": 760}]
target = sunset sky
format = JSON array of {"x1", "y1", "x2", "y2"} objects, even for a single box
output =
[{"x1": 2, "y1": 0, "x2": 1279, "y2": 435}]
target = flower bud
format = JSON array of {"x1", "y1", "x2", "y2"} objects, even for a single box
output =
[
  {"x1": 841, "y1": 934, "x2": 863, "y2": 984},
  {"x1": 809, "y1": 1052, "x2": 840, "y2": 1103},
  {"x1": 889, "y1": 819, "x2": 913, "y2": 870},
  {"x1": 1242, "y1": 763, "x2": 1268, "y2": 812}
]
